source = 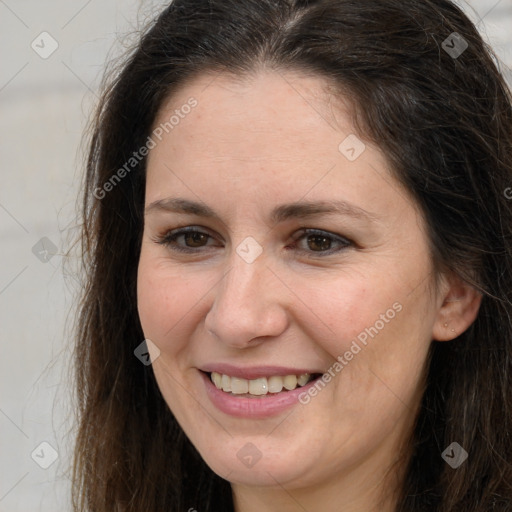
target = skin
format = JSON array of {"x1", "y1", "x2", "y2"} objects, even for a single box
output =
[{"x1": 137, "y1": 70, "x2": 482, "y2": 512}]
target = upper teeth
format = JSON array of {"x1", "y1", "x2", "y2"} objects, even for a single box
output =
[{"x1": 210, "y1": 372, "x2": 314, "y2": 395}]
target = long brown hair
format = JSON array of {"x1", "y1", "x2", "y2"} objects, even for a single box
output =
[{"x1": 73, "y1": 0, "x2": 512, "y2": 510}]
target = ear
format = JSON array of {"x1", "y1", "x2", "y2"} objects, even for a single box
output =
[{"x1": 432, "y1": 273, "x2": 483, "y2": 341}]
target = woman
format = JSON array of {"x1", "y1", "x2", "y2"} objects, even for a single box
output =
[{"x1": 73, "y1": 0, "x2": 512, "y2": 510}]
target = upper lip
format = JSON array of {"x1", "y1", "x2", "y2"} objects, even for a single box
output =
[{"x1": 199, "y1": 364, "x2": 323, "y2": 380}]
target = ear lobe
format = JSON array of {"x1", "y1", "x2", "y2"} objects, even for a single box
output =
[{"x1": 432, "y1": 275, "x2": 483, "y2": 342}]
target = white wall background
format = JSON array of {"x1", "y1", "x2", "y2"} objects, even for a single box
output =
[{"x1": 0, "y1": 0, "x2": 511, "y2": 510}]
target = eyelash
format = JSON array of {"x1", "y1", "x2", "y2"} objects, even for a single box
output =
[{"x1": 153, "y1": 226, "x2": 352, "y2": 256}]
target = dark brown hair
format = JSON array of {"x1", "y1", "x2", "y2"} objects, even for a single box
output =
[{"x1": 73, "y1": 0, "x2": 512, "y2": 510}]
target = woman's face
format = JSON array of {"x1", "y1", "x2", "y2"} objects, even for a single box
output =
[{"x1": 137, "y1": 71, "x2": 447, "y2": 495}]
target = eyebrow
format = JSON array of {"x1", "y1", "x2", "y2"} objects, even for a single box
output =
[{"x1": 145, "y1": 197, "x2": 379, "y2": 224}]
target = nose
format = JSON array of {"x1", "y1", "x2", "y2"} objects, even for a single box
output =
[{"x1": 204, "y1": 251, "x2": 289, "y2": 349}]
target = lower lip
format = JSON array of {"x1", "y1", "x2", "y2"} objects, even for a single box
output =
[{"x1": 200, "y1": 371, "x2": 321, "y2": 419}]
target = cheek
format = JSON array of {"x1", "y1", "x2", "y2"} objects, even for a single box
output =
[
  {"x1": 136, "y1": 251, "x2": 196, "y2": 348},
  {"x1": 292, "y1": 269, "x2": 432, "y2": 402},
  {"x1": 290, "y1": 271, "x2": 401, "y2": 360}
]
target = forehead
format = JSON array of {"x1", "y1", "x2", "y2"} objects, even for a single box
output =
[
  {"x1": 149, "y1": 70, "x2": 351, "y2": 161},
  {"x1": 145, "y1": 70, "x2": 416, "y2": 226}
]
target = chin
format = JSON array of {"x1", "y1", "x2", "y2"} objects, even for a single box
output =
[{"x1": 195, "y1": 436, "x2": 319, "y2": 489}]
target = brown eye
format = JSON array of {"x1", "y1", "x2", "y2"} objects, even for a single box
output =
[
  {"x1": 156, "y1": 227, "x2": 218, "y2": 253},
  {"x1": 306, "y1": 234, "x2": 333, "y2": 252},
  {"x1": 291, "y1": 229, "x2": 352, "y2": 256},
  {"x1": 182, "y1": 231, "x2": 209, "y2": 248}
]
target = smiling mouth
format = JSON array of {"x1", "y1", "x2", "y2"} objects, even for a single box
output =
[{"x1": 205, "y1": 371, "x2": 322, "y2": 398}]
